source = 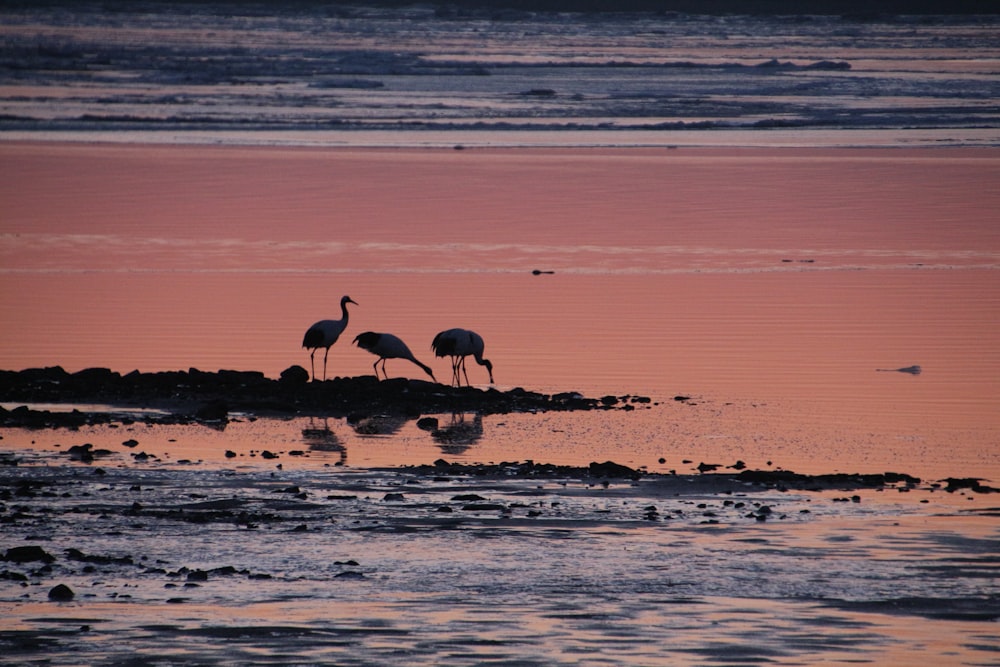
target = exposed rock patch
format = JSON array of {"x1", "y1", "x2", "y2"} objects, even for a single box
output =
[{"x1": 0, "y1": 366, "x2": 651, "y2": 428}]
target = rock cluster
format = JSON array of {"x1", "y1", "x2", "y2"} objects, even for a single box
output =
[{"x1": 0, "y1": 366, "x2": 651, "y2": 428}]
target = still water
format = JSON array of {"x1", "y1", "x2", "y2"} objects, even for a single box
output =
[
  {"x1": 2, "y1": 3, "x2": 999, "y2": 663},
  {"x1": 2, "y1": 144, "x2": 999, "y2": 481}
]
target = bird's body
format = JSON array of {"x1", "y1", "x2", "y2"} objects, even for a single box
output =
[
  {"x1": 302, "y1": 295, "x2": 357, "y2": 381},
  {"x1": 431, "y1": 328, "x2": 494, "y2": 387},
  {"x1": 354, "y1": 331, "x2": 436, "y2": 381}
]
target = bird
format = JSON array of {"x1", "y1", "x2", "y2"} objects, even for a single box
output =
[
  {"x1": 302, "y1": 295, "x2": 357, "y2": 381},
  {"x1": 431, "y1": 328, "x2": 494, "y2": 387},
  {"x1": 353, "y1": 331, "x2": 436, "y2": 382}
]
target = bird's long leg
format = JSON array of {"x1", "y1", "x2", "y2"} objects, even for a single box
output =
[
  {"x1": 380, "y1": 359, "x2": 390, "y2": 380},
  {"x1": 450, "y1": 356, "x2": 461, "y2": 387},
  {"x1": 460, "y1": 357, "x2": 471, "y2": 387},
  {"x1": 309, "y1": 350, "x2": 317, "y2": 382},
  {"x1": 322, "y1": 347, "x2": 330, "y2": 381}
]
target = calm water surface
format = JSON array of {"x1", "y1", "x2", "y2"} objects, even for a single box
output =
[
  {"x1": 2, "y1": 4, "x2": 999, "y2": 663},
  {"x1": 2, "y1": 144, "x2": 998, "y2": 480}
]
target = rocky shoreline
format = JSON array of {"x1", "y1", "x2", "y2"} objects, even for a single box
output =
[{"x1": 0, "y1": 366, "x2": 653, "y2": 429}]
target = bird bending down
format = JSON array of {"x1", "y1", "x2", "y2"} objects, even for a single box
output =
[
  {"x1": 354, "y1": 331, "x2": 436, "y2": 382},
  {"x1": 431, "y1": 328, "x2": 494, "y2": 387},
  {"x1": 302, "y1": 295, "x2": 357, "y2": 381}
]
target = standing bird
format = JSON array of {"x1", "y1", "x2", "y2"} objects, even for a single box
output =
[
  {"x1": 431, "y1": 328, "x2": 494, "y2": 387},
  {"x1": 302, "y1": 295, "x2": 357, "y2": 381},
  {"x1": 353, "y1": 331, "x2": 436, "y2": 382}
]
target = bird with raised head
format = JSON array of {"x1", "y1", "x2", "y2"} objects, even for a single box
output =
[
  {"x1": 431, "y1": 328, "x2": 494, "y2": 387},
  {"x1": 302, "y1": 295, "x2": 357, "y2": 381},
  {"x1": 354, "y1": 331, "x2": 436, "y2": 382}
]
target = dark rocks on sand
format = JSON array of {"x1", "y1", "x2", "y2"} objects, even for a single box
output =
[
  {"x1": 588, "y1": 461, "x2": 641, "y2": 479},
  {"x1": 737, "y1": 469, "x2": 921, "y2": 490},
  {"x1": 48, "y1": 584, "x2": 75, "y2": 601},
  {"x1": 418, "y1": 459, "x2": 644, "y2": 481},
  {"x1": 4, "y1": 545, "x2": 56, "y2": 564},
  {"x1": 280, "y1": 365, "x2": 310, "y2": 384},
  {"x1": 462, "y1": 503, "x2": 507, "y2": 512},
  {"x1": 0, "y1": 367, "x2": 630, "y2": 427},
  {"x1": 944, "y1": 478, "x2": 999, "y2": 493},
  {"x1": 416, "y1": 417, "x2": 439, "y2": 431},
  {"x1": 67, "y1": 443, "x2": 95, "y2": 462},
  {"x1": 195, "y1": 400, "x2": 229, "y2": 422}
]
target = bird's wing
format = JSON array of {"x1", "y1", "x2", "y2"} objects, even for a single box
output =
[{"x1": 303, "y1": 326, "x2": 326, "y2": 348}]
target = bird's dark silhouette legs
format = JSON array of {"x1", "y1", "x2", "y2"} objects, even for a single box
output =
[
  {"x1": 322, "y1": 347, "x2": 330, "y2": 381},
  {"x1": 309, "y1": 350, "x2": 317, "y2": 382},
  {"x1": 459, "y1": 357, "x2": 471, "y2": 387}
]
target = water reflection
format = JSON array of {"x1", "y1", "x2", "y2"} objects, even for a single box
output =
[
  {"x1": 428, "y1": 413, "x2": 484, "y2": 456},
  {"x1": 348, "y1": 413, "x2": 408, "y2": 437},
  {"x1": 301, "y1": 416, "x2": 346, "y2": 466}
]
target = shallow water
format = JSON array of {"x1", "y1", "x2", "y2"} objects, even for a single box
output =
[
  {"x1": 2, "y1": 4, "x2": 1000, "y2": 665},
  {"x1": 2, "y1": 455, "x2": 999, "y2": 666},
  {"x1": 2, "y1": 144, "x2": 999, "y2": 483}
]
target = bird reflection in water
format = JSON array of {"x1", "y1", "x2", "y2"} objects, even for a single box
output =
[
  {"x1": 348, "y1": 413, "x2": 408, "y2": 437},
  {"x1": 301, "y1": 417, "x2": 347, "y2": 466},
  {"x1": 430, "y1": 413, "x2": 484, "y2": 456}
]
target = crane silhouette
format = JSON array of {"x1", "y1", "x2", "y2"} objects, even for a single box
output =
[
  {"x1": 354, "y1": 331, "x2": 436, "y2": 381},
  {"x1": 431, "y1": 328, "x2": 494, "y2": 387},
  {"x1": 302, "y1": 295, "x2": 357, "y2": 381}
]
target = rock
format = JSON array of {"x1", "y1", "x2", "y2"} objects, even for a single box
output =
[
  {"x1": 73, "y1": 367, "x2": 120, "y2": 384},
  {"x1": 0, "y1": 367, "x2": 616, "y2": 425},
  {"x1": 416, "y1": 417, "x2": 439, "y2": 431},
  {"x1": 944, "y1": 477, "x2": 999, "y2": 493},
  {"x1": 48, "y1": 584, "x2": 74, "y2": 601},
  {"x1": 4, "y1": 545, "x2": 56, "y2": 564},
  {"x1": 67, "y1": 443, "x2": 94, "y2": 463},
  {"x1": 280, "y1": 365, "x2": 310, "y2": 384},
  {"x1": 462, "y1": 503, "x2": 507, "y2": 512},
  {"x1": 195, "y1": 400, "x2": 229, "y2": 422},
  {"x1": 451, "y1": 494, "x2": 487, "y2": 501},
  {"x1": 588, "y1": 461, "x2": 640, "y2": 478}
]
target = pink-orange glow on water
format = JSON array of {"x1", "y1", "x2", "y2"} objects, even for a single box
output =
[
  {"x1": 1, "y1": 143, "x2": 999, "y2": 481},
  {"x1": 2, "y1": 142, "x2": 1000, "y2": 667}
]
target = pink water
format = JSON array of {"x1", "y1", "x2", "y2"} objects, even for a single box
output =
[
  {"x1": 2, "y1": 143, "x2": 998, "y2": 479},
  {"x1": 2, "y1": 142, "x2": 1000, "y2": 667}
]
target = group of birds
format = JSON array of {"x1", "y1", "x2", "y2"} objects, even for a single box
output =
[{"x1": 301, "y1": 295, "x2": 494, "y2": 386}]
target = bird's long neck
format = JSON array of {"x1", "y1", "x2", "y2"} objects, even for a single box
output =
[{"x1": 340, "y1": 300, "x2": 351, "y2": 323}]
